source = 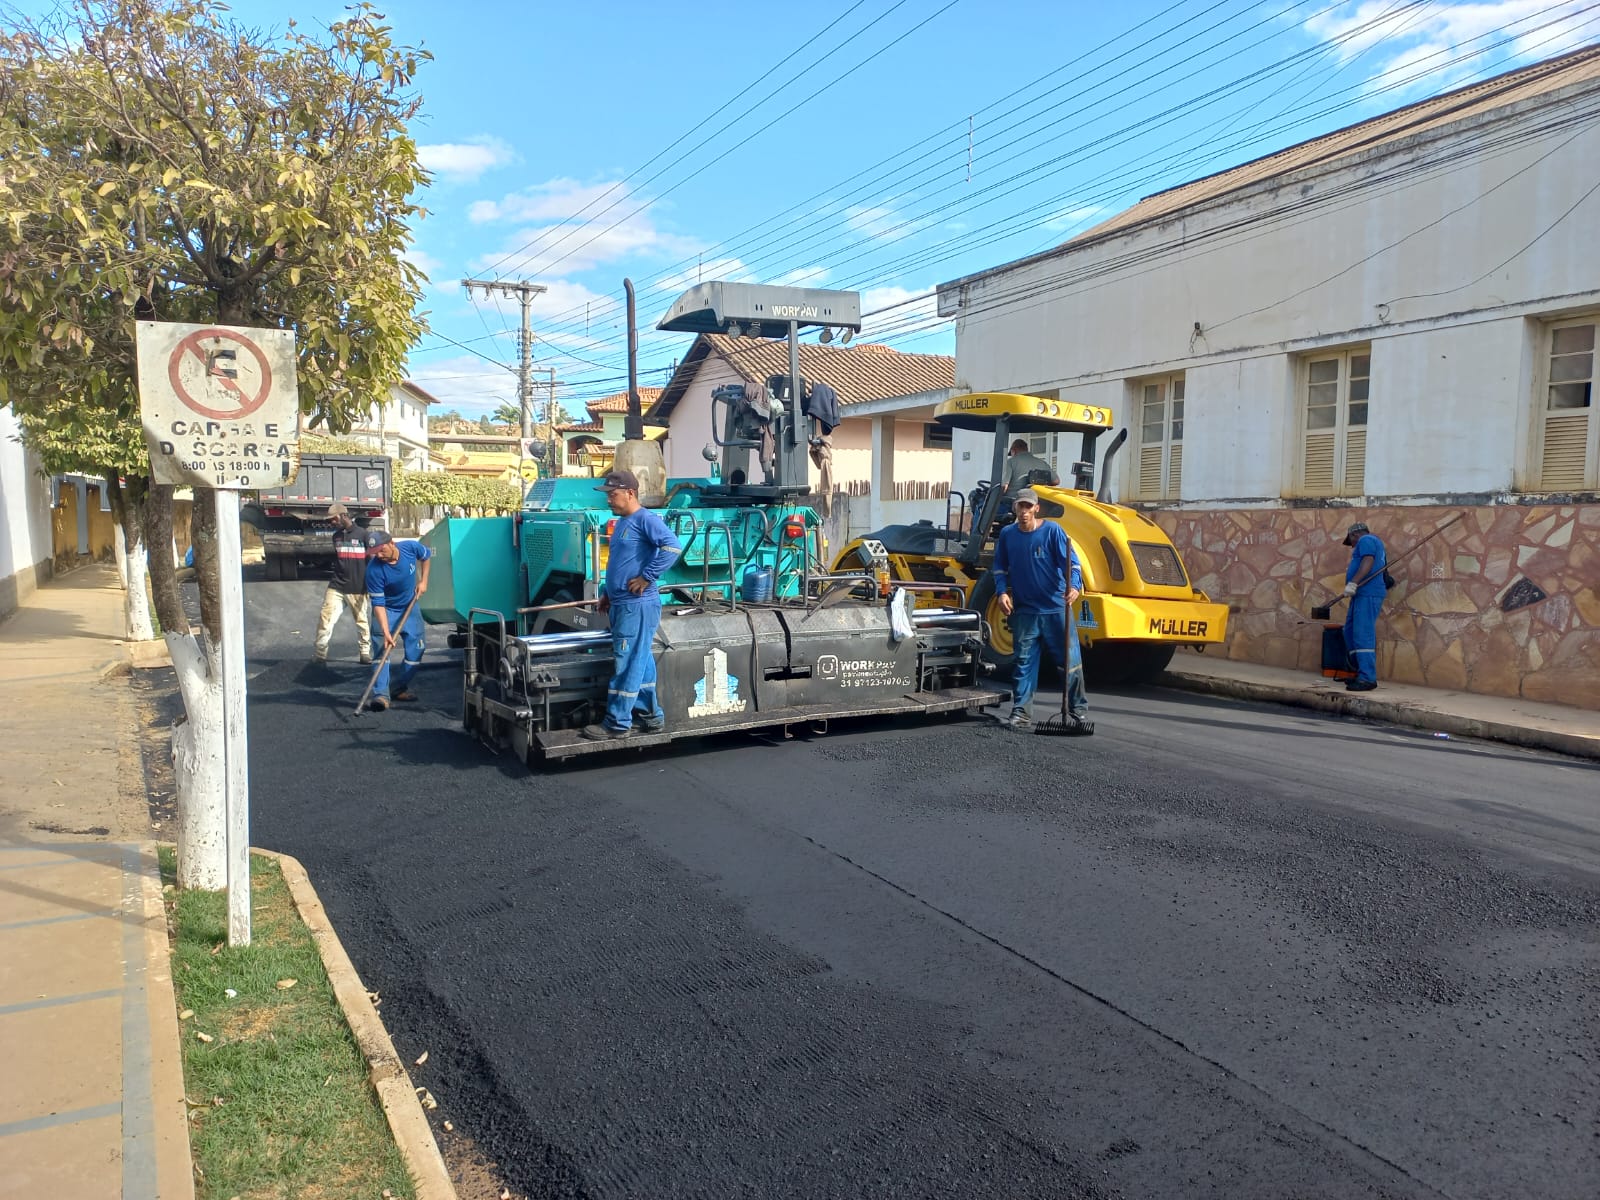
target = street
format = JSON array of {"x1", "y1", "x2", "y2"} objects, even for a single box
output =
[{"x1": 240, "y1": 573, "x2": 1599, "y2": 1200}]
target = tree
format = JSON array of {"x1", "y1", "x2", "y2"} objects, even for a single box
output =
[{"x1": 0, "y1": 0, "x2": 429, "y2": 888}]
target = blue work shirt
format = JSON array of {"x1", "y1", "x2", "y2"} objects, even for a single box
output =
[
  {"x1": 1346, "y1": 532, "x2": 1388, "y2": 598},
  {"x1": 605, "y1": 508, "x2": 682, "y2": 606},
  {"x1": 366, "y1": 540, "x2": 431, "y2": 615},
  {"x1": 992, "y1": 521, "x2": 1084, "y2": 615}
]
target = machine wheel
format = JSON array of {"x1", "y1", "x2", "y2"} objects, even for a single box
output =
[
  {"x1": 1083, "y1": 642, "x2": 1176, "y2": 686},
  {"x1": 967, "y1": 572, "x2": 1016, "y2": 675}
]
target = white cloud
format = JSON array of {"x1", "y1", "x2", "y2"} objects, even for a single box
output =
[
  {"x1": 466, "y1": 178, "x2": 702, "y2": 279},
  {"x1": 405, "y1": 354, "x2": 517, "y2": 414},
  {"x1": 1306, "y1": 2, "x2": 1598, "y2": 93},
  {"x1": 654, "y1": 257, "x2": 753, "y2": 292},
  {"x1": 1042, "y1": 204, "x2": 1108, "y2": 233},
  {"x1": 418, "y1": 137, "x2": 515, "y2": 184},
  {"x1": 844, "y1": 201, "x2": 935, "y2": 241},
  {"x1": 859, "y1": 285, "x2": 939, "y2": 337}
]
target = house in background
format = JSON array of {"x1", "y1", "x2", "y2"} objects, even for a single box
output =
[
  {"x1": 647, "y1": 334, "x2": 956, "y2": 533},
  {"x1": 0, "y1": 404, "x2": 58, "y2": 617},
  {"x1": 428, "y1": 432, "x2": 541, "y2": 487},
  {"x1": 316, "y1": 379, "x2": 440, "y2": 470},
  {"x1": 937, "y1": 46, "x2": 1600, "y2": 708},
  {"x1": 554, "y1": 387, "x2": 667, "y2": 477}
]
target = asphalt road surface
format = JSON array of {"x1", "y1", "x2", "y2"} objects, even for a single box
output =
[{"x1": 240, "y1": 572, "x2": 1599, "y2": 1200}]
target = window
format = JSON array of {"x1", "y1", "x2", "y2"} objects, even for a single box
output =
[
  {"x1": 1535, "y1": 319, "x2": 1597, "y2": 490},
  {"x1": 1299, "y1": 348, "x2": 1369, "y2": 496},
  {"x1": 1133, "y1": 374, "x2": 1184, "y2": 500},
  {"x1": 923, "y1": 423, "x2": 953, "y2": 449}
]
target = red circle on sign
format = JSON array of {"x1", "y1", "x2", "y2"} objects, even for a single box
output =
[{"x1": 167, "y1": 329, "x2": 275, "y2": 420}]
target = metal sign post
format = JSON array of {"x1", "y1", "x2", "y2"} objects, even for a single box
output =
[{"x1": 136, "y1": 321, "x2": 300, "y2": 947}]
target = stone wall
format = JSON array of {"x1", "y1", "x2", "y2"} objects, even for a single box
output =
[{"x1": 1152, "y1": 504, "x2": 1600, "y2": 711}]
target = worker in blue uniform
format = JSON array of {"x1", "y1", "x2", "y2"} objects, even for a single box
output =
[
  {"x1": 364, "y1": 530, "x2": 431, "y2": 712},
  {"x1": 1341, "y1": 521, "x2": 1387, "y2": 692},
  {"x1": 992, "y1": 488, "x2": 1092, "y2": 735},
  {"x1": 583, "y1": 469, "x2": 682, "y2": 741}
]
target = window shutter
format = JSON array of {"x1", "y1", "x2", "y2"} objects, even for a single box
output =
[
  {"x1": 1138, "y1": 444, "x2": 1163, "y2": 497},
  {"x1": 1168, "y1": 442, "x2": 1182, "y2": 497},
  {"x1": 1304, "y1": 431, "x2": 1336, "y2": 493},
  {"x1": 1344, "y1": 428, "x2": 1366, "y2": 494},
  {"x1": 1541, "y1": 413, "x2": 1590, "y2": 488}
]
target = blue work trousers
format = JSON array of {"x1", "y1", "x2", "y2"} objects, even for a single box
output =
[
  {"x1": 1011, "y1": 605, "x2": 1088, "y2": 719},
  {"x1": 369, "y1": 604, "x2": 425, "y2": 699},
  {"x1": 1344, "y1": 593, "x2": 1382, "y2": 684},
  {"x1": 603, "y1": 601, "x2": 665, "y2": 732}
]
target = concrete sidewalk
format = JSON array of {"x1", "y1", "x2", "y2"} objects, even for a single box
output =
[
  {"x1": 1162, "y1": 648, "x2": 1600, "y2": 761},
  {"x1": 0, "y1": 566, "x2": 192, "y2": 1198}
]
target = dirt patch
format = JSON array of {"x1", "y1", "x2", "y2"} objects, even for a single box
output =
[
  {"x1": 436, "y1": 1129, "x2": 520, "y2": 1200},
  {"x1": 28, "y1": 821, "x2": 112, "y2": 836}
]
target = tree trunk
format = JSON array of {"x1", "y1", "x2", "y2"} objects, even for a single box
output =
[
  {"x1": 109, "y1": 476, "x2": 155, "y2": 642},
  {"x1": 146, "y1": 484, "x2": 226, "y2": 889}
]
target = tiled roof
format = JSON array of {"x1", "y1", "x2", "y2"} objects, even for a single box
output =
[
  {"x1": 398, "y1": 379, "x2": 441, "y2": 406},
  {"x1": 557, "y1": 421, "x2": 603, "y2": 433},
  {"x1": 586, "y1": 387, "x2": 663, "y2": 415},
  {"x1": 945, "y1": 43, "x2": 1600, "y2": 290},
  {"x1": 648, "y1": 334, "x2": 954, "y2": 423}
]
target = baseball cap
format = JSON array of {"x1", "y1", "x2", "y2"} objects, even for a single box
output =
[
  {"x1": 596, "y1": 469, "x2": 640, "y2": 492},
  {"x1": 366, "y1": 529, "x2": 394, "y2": 554},
  {"x1": 1343, "y1": 521, "x2": 1369, "y2": 546},
  {"x1": 1014, "y1": 487, "x2": 1041, "y2": 506},
  {"x1": 327, "y1": 502, "x2": 349, "y2": 517}
]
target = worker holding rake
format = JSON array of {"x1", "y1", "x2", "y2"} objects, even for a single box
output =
[{"x1": 993, "y1": 489, "x2": 1092, "y2": 736}]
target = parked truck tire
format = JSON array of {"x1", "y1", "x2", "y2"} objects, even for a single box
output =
[{"x1": 265, "y1": 551, "x2": 298, "y2": 582}]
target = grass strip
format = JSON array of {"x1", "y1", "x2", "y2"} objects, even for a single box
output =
[{"x1": 160, "y1": 847, "x2": 415, "y2": 1199}]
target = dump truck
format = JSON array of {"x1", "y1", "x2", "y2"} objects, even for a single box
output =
[
  {"x1": 242, "y1": 452, "x2": 391, "y2": 581},
  {"x1": 420, "y1": 282, "x2": 999, "y2": 765},
  {"x1": 832, "y1": 392, "x2": 1227, "y2": 684}
]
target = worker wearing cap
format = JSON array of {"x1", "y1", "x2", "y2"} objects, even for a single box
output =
[
  {"x1": 1341, "y1": 521, "x2": 1387, "y2": 692},
  {"x1": 312, "y1": 503, "x2": 373, "y2": 665},
  {"x1": 364, "y1": 530, "x2": 431, "y2": 711},
  {"x1": 992, "y1": 488, "x2": 1091, "y2": 734},
  {"x1": 583, "y1": 469, "x2": 682, "y2": 741}
]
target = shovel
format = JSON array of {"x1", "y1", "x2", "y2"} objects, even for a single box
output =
[
  {"x1": 1310, "y1": 513, "x2": 1463, "y2": 621},
  {"x1": 354, "y1": 594, "x2": 418, "y2": 715}
]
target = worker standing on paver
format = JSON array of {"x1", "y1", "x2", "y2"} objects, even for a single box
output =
[
  {"x1": 312, "y1": 503, "x2": 373, "y2": 665},
  {"x1": 1342, "y1": 521, "x2": 1388, "y2": 693},
  {"x1": 993, "y1": 488, "x2": 1092, "y2": 734},
  {"x1": 582, "y1": 469, "x2": 682, "y2": 741},
  {"x1": 364, "y1": 530, "x2": 431, "y2": 712}
]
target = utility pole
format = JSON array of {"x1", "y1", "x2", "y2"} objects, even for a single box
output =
[
  {"x1": 460, "y1": 278, "x2": 547, "y2": 437},
  {"x1": 537, "y1": 368, "x2": 565, "y2": 477}
]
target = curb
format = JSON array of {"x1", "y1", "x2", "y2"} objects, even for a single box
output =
[
  {"x1": 260, "y1": 850, "x2": 457, "y2": 1200},
  {"x1": 1160, "y1": 668, "x2": 1600, "y2": 762}
]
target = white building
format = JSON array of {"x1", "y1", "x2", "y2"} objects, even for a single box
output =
[
  {"x1": 325, "y1": 379, "x2": 439, "y2": 470},
  {"x1": 0, "y1": 404, "x2": 56, "y2": 617},
  {"x1": 938, "y1": 47, "x2": 1600, "y2": 709}
]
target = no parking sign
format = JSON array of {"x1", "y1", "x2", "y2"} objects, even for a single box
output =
[{"x1": 136, "y1": 321, "x2": 299, "y2": 488}]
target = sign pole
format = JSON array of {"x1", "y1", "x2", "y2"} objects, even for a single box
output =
[{"x1": 215, "y1": 488, "x2": 252, "y2": 947}]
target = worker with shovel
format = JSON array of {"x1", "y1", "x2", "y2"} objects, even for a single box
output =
[
  {"x1": 364, "y1": 530, "x2": 431, "y2": 712},
  {"x1": 1341, "y1": 522, "x2": 1388, "y2": 692}
]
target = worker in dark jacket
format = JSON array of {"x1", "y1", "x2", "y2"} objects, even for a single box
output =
[
  {"x1": 1342, "y1": 522, "x2": 1387, "y2": 692},
  {"x1": 582, "y1": 469, "x2": 682, "y2": 740},
  {"x1": 312, "y1": 503, "x2": 372, "y2": 664},
  {"x1": 992, "y1": 489, "x2": 1091, "y2": 734}
]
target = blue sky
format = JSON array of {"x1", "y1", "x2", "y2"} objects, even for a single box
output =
[{"x1": 25, "y1": 0, "x2": 1600, "y2": 415}]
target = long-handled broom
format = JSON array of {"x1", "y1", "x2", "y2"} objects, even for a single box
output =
[
  {"x1": 1309, "y1": 513, "x2": 1462, "y2": 621},
  {"x1": 1036, "y1": 595, "x2": 1093, "y2": 737}
]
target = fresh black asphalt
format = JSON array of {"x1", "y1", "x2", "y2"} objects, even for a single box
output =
[{"x1": 235, "y1": 572, "x2": 1599, "y2": 1199}]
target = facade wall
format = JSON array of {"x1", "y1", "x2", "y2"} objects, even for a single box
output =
[
  {"x1": 1158, "y1": 503, "x2": 1600, "y2": 710},
  {"x1": 0, "y1": 406, "x2": 56, "y2": 618},
  {"x1": 944, "y1": 85, "x2": 1600, "y2": 707}
]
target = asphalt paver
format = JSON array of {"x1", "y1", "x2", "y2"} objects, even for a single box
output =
[{"x1": 239, "y1": 573, "x2": 1600, "y2": 1200}]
